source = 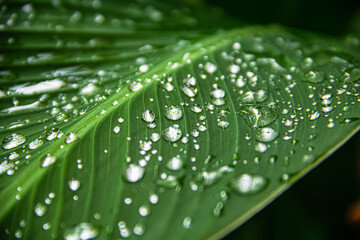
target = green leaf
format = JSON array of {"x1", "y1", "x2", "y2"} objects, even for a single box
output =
[{"x1": 1, "y1": 1, "x2": 360, "y2": 240}]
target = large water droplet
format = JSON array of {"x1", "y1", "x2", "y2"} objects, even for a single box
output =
[
  {"x1": 239, "y1": 106, "x2": 277, "y2": 128},
  {"x1": 165, "y1": 106, "x2": 183, "y2": 121},
  {"x1": 124, "y1": 164, "x2": 145, "y2": 183},
  {"x1": 162, "y1": 125, "x2": 182, "y2": 142},
  {"x1": 133, "y1": 223, "x2": 145, "y2": 236},
  {"x1": 231, "y1": 174, "x2": 268, "y2": 195},
  {"x1": 2, "y1": 134, "x2": 26, "y2": 150},
  {"x1": 204, "y1": 62, "x2": 217, "y2": 74},
  {"x1": 182, "y1": 216, "x2": 192, "y2": 229},
  {"x1": 64, "y1": 222, "x2": 99, "y2": 240}
]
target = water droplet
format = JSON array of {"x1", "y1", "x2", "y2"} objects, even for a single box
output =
[
  {"x1": 2, "y1": 134, "x2": 26, "y2": 150},
  {"x1": 308, "y1": 111, "x2": 320, "y2": 120},
  {"x1": 124, "y1": 164, "x2": 145, "y2": 183},
  {"x1": 182, "y1": 216, "x2": 192, "y2": 229},
  {"x1": 118, "y1": 221, "x2": 130, "y2": 238},
  {"x1": 150, "y1": 133, "x2": 160, "y2": 142},
  {"x1": 65, "y1": 133, "x2": 78, "y2": 144},
  {"x1": 45, "y1": 128, "x2": 63, "y2": 141},
  {"x1": 217, "y1": 121, "x2": 230, "y2": 129},
  {"x1": 28, "y1": 139, "x2": 44, "y2": 149},
  {"x1": 142, "y1": 110, "x2": 155, "y2": 123},
  {"x1": 256, "y1": 127, "x2": 278, "y2": 142},
  {"x1": 239, "y1": 106, "x2": 277, "y2": 128},
  {"x1": 139, "y1": 64, "x2": 149, "y2": 73},
  {"x1": 156, "y1": 174, "x2": 181, "y2": 188},
  {"x1": 165, "y1": 106, "x2": 183, "y2": 121},
  {"x1": 166, "y1": 156, "x2": 184, "y2": 171},
  {"x1": 64, "y1": 222, "x2": 99, "y2": 240},
  {"x1": 40, "y1": 154, "x2": 57, "y2": 168},
  {"x1": 255, "y1": 143, "x2": 267, "y2": 153},
  {"x1": 149, "y1": 194, "x2": 159, "y2": 204},
  {"x1": 341, "y1": 118, "x2": 360, "y2": 124},
  {"x1": 231, "y1": 174, "x2": 268, "y2": 195},
  {"x1": 139, "y1": 205, "x2": 150, "y2": 217},
  {"x1": 213, "y1": 201, "x2": 224, "y2": 217},
  {"x1": 304, "y1": 70, "x2": 325, "y2": 83},
  {"x1": 204, "y1": 62, "x2": 217, "y2": 74},
  {"x1": 194, "y1": 166, "x2": 234, "y2": 189},
  {"x1": 34, "y1": 203, "x2": 47, "y2": 217},
  {"x1": 128, "y1": 82, "x2": 143, "y2": 92},
  {"x1": 69, "y1": 179, "x2": 80, "y2": 191},
  {"x1": 113, "y1": 126, "x2": 120, "y2": 134},
  {"x1": 210, "y1": 89, "x2": 225, "y2": 99},
  {"x1": 162, "y1": 125, "x2": 182, "y2": 142},
  {"x1": 133, "y1": 223, "x2": 145, "y2": 236}
]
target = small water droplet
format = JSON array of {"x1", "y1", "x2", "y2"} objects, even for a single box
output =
[
  {"x1": 166, "y1": 156, "x2": 184, "y2": 171},
  {"x1": 217, "y1": 121, "x2": 230, "y2": 129},
  {"x1": 69, "y1": 179, "x2": 80, "y2": 191},
  {"x1": 162, "y1": 125, "x2": 182, "y2": 142},
  {"x1": 2, "y1": 134, "x2": 26, "y2": 150},
  {"x1": 64, "y1": 222, "x2": 99, "y2": 240},
  {"x1": 142, "y1": 110, "x2": 155, "y2": 123},
  {"x1": 213, "y1": 201, "x2": 224, "y2": 217},
  {"x1": 182, "y1": 216, "x2": 192, "y2": 229},
  {"x1": 239, "y1": 106, "x2": 277, "y2": 128},
  {"x1": 46, "y1": 128, "x2": 63, "y2": 141},
  {"x1": 165, "y1": 106, "x2": 183, "y2": 121},
  {"x1": 113, "y1": 126, "x2": 120, "y2": 134},
  {"x1": 65, "y1": 133, "x2": 78, "y2": 144},
  {"x1": 304, "y1": 70, "x2": 324, "y2": 83},
  {"x1": 133, "y1": 223, "x2": 145, "y2": 236},
  {"x1": 231, "y1": 174, "x2": 268, "y2": 195},
  {"x1": 40, "y1": 154, "x2": 57, "y2": 168},
  {"x1": 139, "y1": 205, "x2": 150, "y2": 217},
  {"x1": 149, "y1": 194, "x2": 159, "y2": 204},
  {"x1": 256, "y1": 127, "x2": 278, "y2": 142},
  {"x1": 34, "y1": 203, "x2": 47, "y2": 217},
  {"x1": 128, "y1": 82, "x2": 143, "y2": 92},
  {"x1": 28, "y1": 139, "x2": 44, "y2": 149},
  {"x1": 123, "y1": 164, "x2": 145, "y2": 183},
  {"x1": 204, "y1": 62, "x2": 217, "y2": 74}
]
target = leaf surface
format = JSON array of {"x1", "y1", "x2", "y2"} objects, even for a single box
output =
[{"x1": 0, "y1": 1, "x2": 360, "y2": 240}]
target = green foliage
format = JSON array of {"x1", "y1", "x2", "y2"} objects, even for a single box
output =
[{"x1": 0, "y1": 0, "x2": 359, "y2": 239}]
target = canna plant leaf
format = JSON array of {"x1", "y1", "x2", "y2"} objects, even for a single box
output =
[{"x1": 0, "y1": 0, "x2": 360, "y2": 239}]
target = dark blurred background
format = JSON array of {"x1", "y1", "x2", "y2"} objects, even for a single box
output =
[
  {"x1": 199, "y1": 0, "x2": 360, "y2": 239},
  {"x1": 207, "y1": 0, "x2": 360, "y2": 36}
]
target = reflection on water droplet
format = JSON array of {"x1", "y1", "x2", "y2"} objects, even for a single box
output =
[
  {"x1": 165, "y1": 106, "x2": 183, "y2": 121},
  {"x1": 162, "y1": 125, "x2": 182, "y2": 142},
  {"x1": 34, "y1": 203, "x2": 47, "y2": 217},
  {"x1": 210, "y1": 89, "x2": 225, "y2": 99},
  {"x1": 40, "y1": 154, "x2": 57, "y2": 168},
  {"x1": 256, "y1": 127, "x2": 278, "y2": 142},
  {"x1": 2, "y1": 134, "x2": 26, "y2": 150},
  {"x1": 124, "y1": 164, "x2": 145, "y2": 183},
  {"x1": 239, "y1": 106, "x2": 277, "y2": 128},
  {"x1": 142, "y1": 110, "x2": 155, "y2": 123},
  {"x1": 64, "y1": 222, "x2": 99, "y2": 240},
  {"x1": 231, "y1": 174, "x2": 267, "y2": 195}
]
